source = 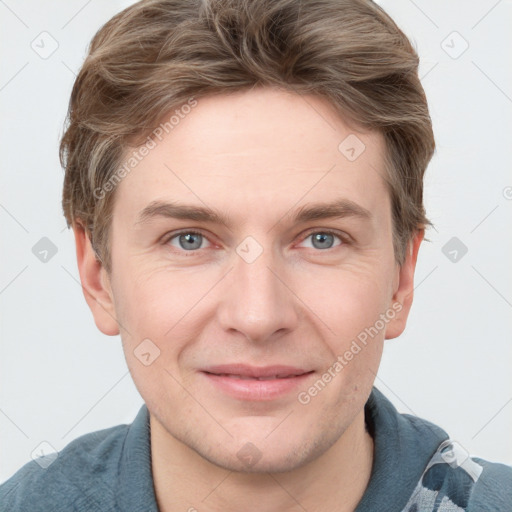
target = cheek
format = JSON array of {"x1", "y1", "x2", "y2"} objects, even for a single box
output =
[
  {"x1": 113, "y1": 263, "x2": 199, "y2": 338},
  {"x1": 112, "y1": 268, "x2": 199, "y2": 407},
  {"x1": 296, "y1": 265, "x2": 390, "y2": 397},
  {"x1": 298, "y1": 272, "x2": 388, "y2": 409},
  {"x1": 301, "y1": 266, "x2": 392, "y2": 342},
  {"x1": 112, "y1": 264, "x2": 216, "y2": 386}
]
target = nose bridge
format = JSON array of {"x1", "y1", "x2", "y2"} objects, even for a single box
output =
[{"x1": 217, "y1": 235, "x2": 297, "y2": 341}]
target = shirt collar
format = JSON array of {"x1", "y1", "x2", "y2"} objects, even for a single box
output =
[
  {"x1": 355, "y1": 387, "x2": 448, "y2": 511},
  {"x1": 116, "y1": 403, "x2": 159, "y2": 511}
]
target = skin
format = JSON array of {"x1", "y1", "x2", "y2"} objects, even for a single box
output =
[{"x1": 73, "y1": 86, "x2": 422, "y2": 512}]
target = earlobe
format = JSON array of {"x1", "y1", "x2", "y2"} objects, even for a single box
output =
[
  {"x1": 385, "y1": 230, "x2": 424, "y2": 340},
  {"x1": 72, "y1": 222, "x2": 120, "y2": 336}
]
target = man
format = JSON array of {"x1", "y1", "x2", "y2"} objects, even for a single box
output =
[{"x1": 1, "y1": 0, "x2": 510, "y2": 510}]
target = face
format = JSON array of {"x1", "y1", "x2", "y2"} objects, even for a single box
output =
[{"x1": 77, "y1": 87, "x2": 420, "y2": 473}]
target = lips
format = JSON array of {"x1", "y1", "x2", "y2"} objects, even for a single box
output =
[
  {"x1": 201, "y1": 364, "x2": 311, "y2": 379},
  {"x1": 215, "y1": 374, "x2": 298, "y2": 380},
  {"x1": 200, "y1": 364, "x2": 315, "y2": 401}
]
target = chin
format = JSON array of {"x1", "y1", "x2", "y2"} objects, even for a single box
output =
[
  {"x1": 204, "y1": 448, "x2": 313, "y2": 475},
  {"x1": 197, "y1": 428, "x2": 332, "y2": 475}
]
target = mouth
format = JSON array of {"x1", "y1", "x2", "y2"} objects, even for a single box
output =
[
  {"x1": 200, "y1": 364, "x2": 315, "y2": 401},
  {"x1": 210, "y1": 373, "x2": 306, "y2": 380}
]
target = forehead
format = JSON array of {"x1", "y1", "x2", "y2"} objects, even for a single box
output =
[{"x1": 114, "y1": 87, "x2": 389, "y2": 224}]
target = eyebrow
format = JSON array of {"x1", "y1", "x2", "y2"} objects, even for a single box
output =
[{"x1": 135, "y1": 198, "x2": 372, "y2": 228}]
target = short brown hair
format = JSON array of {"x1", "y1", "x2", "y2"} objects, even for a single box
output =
[{"x1": 60, "y1": 0, "x2": 435, "y2": 273}]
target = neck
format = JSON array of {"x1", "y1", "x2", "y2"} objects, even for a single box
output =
[{"x1": 151, "y1": 410, "x2": 374, "y2": 512}]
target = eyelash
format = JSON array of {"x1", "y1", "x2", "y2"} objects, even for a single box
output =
[{"x1": 162, "y1": 228, "x2": 350, "y2": 255}]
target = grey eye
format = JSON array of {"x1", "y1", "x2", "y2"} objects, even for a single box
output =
[
  {"x1": 309, "y1": 232, "x2": 338, "y2": 250},
  {"x1": 172, "y1": 232, "x2": 205, "y2": 251}
]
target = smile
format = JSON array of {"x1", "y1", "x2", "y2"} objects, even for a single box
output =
[{"x1": 200, "y1": 365, "x2": 315, "y2": 401}]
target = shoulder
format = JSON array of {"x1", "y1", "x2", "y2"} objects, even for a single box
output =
[
  {"x1": 402, "y1": 438, "x2": 512, "y2": 511},
  {"x1": 365, "y1": 388, "x2": 512, "y2": 510},
  {"x1": 0, "y1": 422, "x2": 130, "y2": 512},
  {"x1": 400, "y1": 412, "x2": 512, "y2": 510},
  {"x1": 467, "y1": 457, "x2": 512, "y2": 511}
]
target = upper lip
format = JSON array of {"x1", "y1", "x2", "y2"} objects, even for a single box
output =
[{"x1": 201, "y1": 364, "x2": 312, "y2": 378}]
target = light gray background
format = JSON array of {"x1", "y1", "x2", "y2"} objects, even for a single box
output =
[{"x1": 1, "y1": 0, "x2": 511, "y2": 483}]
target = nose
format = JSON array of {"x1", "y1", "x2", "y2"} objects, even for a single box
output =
[{"x1": 216, "y1": 240, "x2": 299, "y2": 343}]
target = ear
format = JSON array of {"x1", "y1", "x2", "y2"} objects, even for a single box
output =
[
  {"x1": 385, "y1": 230, "x2": 424, "y2": 340},
  {"x1": 72, "y1": 222, "x2": 120, "y2": 336}
]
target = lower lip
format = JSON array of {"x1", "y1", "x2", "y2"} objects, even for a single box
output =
[{"x1": 201, "y1": 371, "x2": 315, "y2": 401}]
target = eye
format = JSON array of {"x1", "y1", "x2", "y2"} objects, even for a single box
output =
[
  {"x1": 162, "y1": 229, "x2": 347, "y2": 254},
  {"x1": 165, "y1": 230, "x2": 211, "y2": 252},
  {"x1": 298, "y1": 230, "x2": 344, "y2": 250}
]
